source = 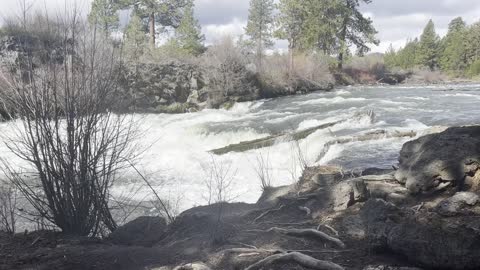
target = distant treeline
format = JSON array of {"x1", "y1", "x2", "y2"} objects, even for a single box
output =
[{"x1": 385, "y1": 18, "x2": 480, "y2": 78}]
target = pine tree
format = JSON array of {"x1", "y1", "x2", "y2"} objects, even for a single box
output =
[
  {"x1": 300, "y1": 0, "x2": 340, "y2": 54},
  {"x1": 245, "y1": 0, "x2": 275, "y2": 72},
  {"x1": 384, "y1": 44, "x2": 397, "y2": 68},
  {"x1": 336, "y1": 0, "x2": 379, "y2": 69},
  {"x1": 466, "y1": 22, "x2": 480, "y2": 64},
  {"x1": 440, "y1": 17, "x2": 467, "y2": 74},
  {"x1": 124, "y1": 14, "x2": 147, "y2": 63},
  {"x1": 276, "y1": 0, "x2": 306, "y2": 73},
  {"x1": 121, "y1": 0, "x2": 191, "y2": 48},
  {"x1": 416, "y1": 19, "x2": 440, "y2": 70},
  {"x1": 173, "y1": 1, "x2": 205, "y2": 56},
  {"x1": 88, "y1": 0, "x2": 119, "y2": 36}
]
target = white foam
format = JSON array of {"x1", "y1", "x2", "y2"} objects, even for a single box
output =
[{"x1": 294, "y1": 96, "x2": 367, "y2": 106}]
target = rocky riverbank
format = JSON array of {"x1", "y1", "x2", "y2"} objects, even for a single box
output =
[{"x1": 2, "y1": 125, "x2": 480, "y2": 270}]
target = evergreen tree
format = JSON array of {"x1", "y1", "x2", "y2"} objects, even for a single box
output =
[
  {"x1": 465, "y1": 22, "x2": 480, "y2": 64},
  {"x1": 300, "y1": 0, "x2": 341, "y2": 54},
  {"x1": 124, "y1": 13, "x2": 147, "y2": 63},
  {"x1": 245, "y1": 0, "x2": 275, "y2": 71},
  {"x1": 173, "y1": 1, "x2": 205, "y2": 56},
  {"x1": 384, "y1": 44, "x2": 397, "y2": 68},
  {"x1": 336, "y1": 0, "x2": 379, "y2": 69},
  {"x1": 416, "y1": 19, "x2": 440, "y2": 70},
  {"x1": 121, "y1": 0, "x2": 191, "y2": 48},
  {"x1": 440, "y1": 17, "x2": 467, "y2": 74},
  {"x1": 276, "y1": 0, "x2": 307, "y2": 73},
  {"x1": 88, "y1": 0, "x2": 120, "y2": 36}
]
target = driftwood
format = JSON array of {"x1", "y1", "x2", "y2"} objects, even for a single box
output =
[{"x1": 245, "y1": 251, "x2": 345, "y2": 270}]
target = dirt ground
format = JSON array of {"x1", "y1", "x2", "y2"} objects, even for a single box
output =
[{"x1": 0, "y1": 167, "x2": 420, "y2": 270}]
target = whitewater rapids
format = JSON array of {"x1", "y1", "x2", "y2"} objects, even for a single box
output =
[{"x1": 2, "y1": 84, "x2": 480, "y2": 212}]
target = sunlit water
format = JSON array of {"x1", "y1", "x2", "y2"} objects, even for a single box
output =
[{"x1": 2, "y1": 84, "x2": 480, "y2": 212}]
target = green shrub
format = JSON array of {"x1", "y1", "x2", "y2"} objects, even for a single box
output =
[{"x1": 467, "y1": 60, "x2": 480, "y2": 77}]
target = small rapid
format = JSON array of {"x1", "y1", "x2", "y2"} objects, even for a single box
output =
[{"x1": 2, "y1": 84, "x2": 480, "y2": 211}]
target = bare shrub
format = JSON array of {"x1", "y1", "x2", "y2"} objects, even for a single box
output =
[
  {"x1": 201, "y1": 155, "x2": 237, "y2": 205},
  {"x1": 201, "y1": 36, "x2": 259, "y2": 108},
  {"x1": 261, "y1": 52, "x2": 334, "y2": 96},
  {"x1": 0, "y1": 12, "x2": 139, "y2": 236},
  {"x1": 251, "y1": 152, "x2": 273, "y2": 190},
  {"x1": 0, "y1": 179, "x2": 18, "y2": 234},
  {"x1": 288, "y1": 140, "x2": 310, "y2": 185},
  {"x1": 344, "y1": 54, "x2": 386, "y2": 84},
  {"x1": 406, "y1": 68, "x2": 447, "y2": 84}
]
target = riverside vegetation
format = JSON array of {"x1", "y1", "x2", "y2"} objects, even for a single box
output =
[{"x1": 1, "y1": 0, "x2": 480, "y2": 270}]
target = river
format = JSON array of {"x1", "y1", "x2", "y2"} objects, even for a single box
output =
[{"x1": 2, "y1": 83, "x2": 480, "y2": 212}]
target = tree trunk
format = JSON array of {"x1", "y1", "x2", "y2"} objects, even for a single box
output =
[
  {"x1": 149, "y1": 12, "x2": 155, "y2": 49},
  {"x1": 256, "y1": 37, "x2": 263, "y2": 73},
  {"x1": 288, "y1": 41, "x2": 294, "y2": 76},
  {"x1": 337, "y1": 22, "x2": 348, "y2": 70}
]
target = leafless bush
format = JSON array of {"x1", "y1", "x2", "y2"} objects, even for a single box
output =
[
  {"x1": 288, "y1": 140, "x2": 310, "y2": 185},
  {"x1": 0, "y1": 11, "x2": 140, "y2": 236},
  {"x1": 0, "y1": 179, "x2": 18, "y2": 234},
  {"x1": 252, "y1": 152, "x2": 273, "y2": 190},
  {"x1": 344, "y1": 54, "x2": 386, "y2": 84},
  {"x1": 406, "y1": 68, "x2": 447, "y2": 84},
  {"x1": 201, "y1": 36, "x2": 259, "y2": 108},
  {"x1": 261, "y1": 52, "x2": 334, "y2": 93},
  {"x1": 201, "y1": 155, "x2": 237, "y2": 205}
]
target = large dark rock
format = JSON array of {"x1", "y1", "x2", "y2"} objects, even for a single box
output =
[
  {"x1": 108, "y1": 216, "x2": 167, "y2": 247},
  {"x1": 362, "y1": 198, "x2": 480, "y2": 270},
  {"x1": 395, "y1": 126, "x2": 480, "y2": 193}
]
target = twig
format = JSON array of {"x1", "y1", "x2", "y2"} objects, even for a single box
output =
[{"x1": 128, "y1": 161, "x2": 174, "y2": 223}]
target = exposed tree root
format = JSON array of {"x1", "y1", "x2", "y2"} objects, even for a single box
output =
[
  {"x1": 173, "y1": 262, "x2": 212, "y2": 270},
  {"x1": 317, "y1": 224, "x2": 339, "y2": 237},
  {"x1": 246, "y1": 227, "x2": 345, "y2": 249},
  {"x1": 299, "y1": 206, "x2": 312, "y2": 217},
  {"x1": 268, "y1": 227, "x2": 345, "y2": 249},
  {"x1": 253, "y1": 205, "x2": 285, "y2": 223},
  {"x1": 244, "y1": 251, "x2": 345, "y2": 270}
]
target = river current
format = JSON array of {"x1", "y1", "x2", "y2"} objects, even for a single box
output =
[{"x1": 2, "y1": 84, "x2": 480, "y2": 211}]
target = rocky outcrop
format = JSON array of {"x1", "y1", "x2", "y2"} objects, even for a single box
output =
[
  {"x1": 395, "y1": 126, "x2": 480, "y2": 193},
  {"x1": 362, "y1": 197, "x2": 480, "y2": 270},
  {"x1": 117, "y1": 62, "x2": 207, "y2": 113}
]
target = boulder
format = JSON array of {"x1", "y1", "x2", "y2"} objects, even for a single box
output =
[
  {"x1": 435, "y1": 192, "x2": 480, "y2": 216},
  {"x1": 108, "y1": 216, "x2": 167, "y2": 246},
  {"x1": 362, "y1": 198, "x2": 480, "y2": 270},
  {"x1": 395, "y1": 126, "x2": 480, "y2": 193}
]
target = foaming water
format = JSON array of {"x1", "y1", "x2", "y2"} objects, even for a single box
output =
[{"x1": 2, "y1": 83, "x2": 480, "y2": 210}]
